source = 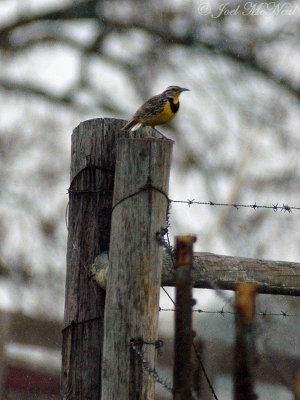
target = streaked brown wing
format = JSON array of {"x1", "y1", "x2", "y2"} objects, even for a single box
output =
[{"x1": 133, "y1": 94, "x2": 167, "y2": 123}]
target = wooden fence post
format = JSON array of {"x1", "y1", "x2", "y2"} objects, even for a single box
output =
[
  {"x1": 101, "y1": 137, "x2": 173, "y2": 400},
  {"x1": 234, "y1": 283, "x2": 258, "y2": 400},
  {"x1": 61, "y1": 118, "x2": 161, "y2": 399},
  {"x1": 173, "y1": 235, "x2": 196, "y2": 400}
]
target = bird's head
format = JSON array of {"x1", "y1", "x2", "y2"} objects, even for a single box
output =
[{"x1": 163, "y1": 85, "x2": 190, "y2": 103}]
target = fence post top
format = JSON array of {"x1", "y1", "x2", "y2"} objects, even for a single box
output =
[{"x1": 175, "y1": 235, "x2": 197, "y2": 244}]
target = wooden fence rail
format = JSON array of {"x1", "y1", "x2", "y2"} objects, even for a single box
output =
[{"x1": 91, "y1": 251, "x2": 300, "y2": 296}]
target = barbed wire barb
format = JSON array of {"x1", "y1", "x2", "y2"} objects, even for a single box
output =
[
  {"x1": 170, "y1": 199, "x2": 299, "y2": 212},
  {"x1": 159, "y1": 308, "x2": 300, "y2": 318},
  {"x1": 130, "y1": 339, "x2": 174, "y2": 393},
  {"x1": 66, "y1": 166, "x2": 300, "y2": 214}
]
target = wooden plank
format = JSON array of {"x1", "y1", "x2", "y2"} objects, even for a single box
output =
[
  {"x1": 62, "y1": 118, "x2": 161, "y2": 400},
  {"x1": 101, "y1": 137, "x2": 173, "y2": 400},
  {"x1": 91, "y1": 251, "x2": 300, "y2": 296}
]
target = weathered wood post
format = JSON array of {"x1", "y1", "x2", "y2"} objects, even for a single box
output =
[
  {"x1": 173, "y1": 235, "x2": 196, "y2": 400},
  {"x1": 234, "y1": 283, "x2": 258, "y2": 400},
  {"x1": 61, "y1": 118, "x2": 161, "y2": 399},
  {"x1": 101, "y1": 137, "x2": 173, "y2": 400}
]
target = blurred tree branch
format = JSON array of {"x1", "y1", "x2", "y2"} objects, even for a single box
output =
[{"x1": 0, "y1": 0, "x2": 299, "y2": 107}]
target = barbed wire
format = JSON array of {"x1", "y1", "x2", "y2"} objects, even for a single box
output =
[
  {"x1": 130, "y1": 339, "x2": 174, "y2": 394},
  {"x1": 130, "y1": 339, "x2": 200, "y2": 400},
  {"x1": 157, "y1": 228, "x2": 235, "y2": 309},
  {"x1": 192, "y1": 341, "x2": 219, "y2": 400},
  {"x1": 67, "y1": 168, "x2": 298, "y2": 396},
  {"x1": 159, "y1": 307, "x2": 300, "y2": 318},
  {"x1": 170, "y1": 199, "x2": 300, "y2": 213},
  {"x1": 158, "y1": 230, "x2": 221, "y2": 400},
  {"x1": 156, "y1": 229, "x2": 295, "y2": 395},
  {"x1": 68, "y1": 165, "x2": 300, "y2": 214}
]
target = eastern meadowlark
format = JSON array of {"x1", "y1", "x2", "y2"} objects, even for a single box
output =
[{"x1": 122, "y1": 86, "x2": 190, "y2": 133}]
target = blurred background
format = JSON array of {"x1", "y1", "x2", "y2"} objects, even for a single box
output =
[{"x1": 0, "y1": 0, "x2": 299, "y2": 398}]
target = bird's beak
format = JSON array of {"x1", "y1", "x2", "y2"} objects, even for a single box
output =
[{"x1": 180, "y1": 87, "x2": 190, "y2": 92}]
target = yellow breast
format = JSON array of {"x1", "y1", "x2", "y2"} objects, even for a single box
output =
[{"x1": 146, "y1": 98, "x2": 179, "y2": 126}]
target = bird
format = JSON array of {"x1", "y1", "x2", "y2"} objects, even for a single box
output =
[{"x1": 121, "y1": 86, "x2": 190, "y2": 134}]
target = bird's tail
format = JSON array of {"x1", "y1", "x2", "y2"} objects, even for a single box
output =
[{"x1": 121, "y1": 119, "x2": 143, "y2": 131}]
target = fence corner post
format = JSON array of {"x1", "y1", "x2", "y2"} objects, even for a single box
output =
[{"x1": 62, "y1": 118, "x2": 162, "y2": 400}]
